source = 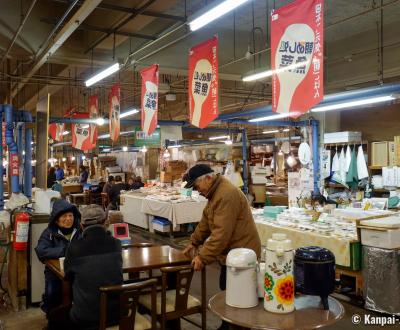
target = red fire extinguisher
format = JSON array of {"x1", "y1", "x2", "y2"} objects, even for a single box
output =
[{"x1": 13, "y1": 212, "x2": 30, "y2": 251}]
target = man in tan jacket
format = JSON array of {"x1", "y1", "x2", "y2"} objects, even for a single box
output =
[{"x1": 183, "y1": 164, "x2": 261, "y2": 280}]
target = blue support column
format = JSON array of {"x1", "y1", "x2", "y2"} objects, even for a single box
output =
[
  {"x1": 241, "y1": 129, "x2": 248, "y2": 194},
  {"x1": 312, "y1": 120, "x2": 320, "y2": 194},
  {"x1": 0, "y1": 105, "x2": 3, "y2": 210}
]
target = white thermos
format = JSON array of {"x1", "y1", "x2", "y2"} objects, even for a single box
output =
[{"x1": 264, "y1": 233, "x2": 295, "y2": 313}]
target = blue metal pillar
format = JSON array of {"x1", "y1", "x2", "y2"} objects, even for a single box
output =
[
  {"x1": 0, "y1": 105, "x2": 3, "y2": 210},
  {"x1": 311, "y1": 120, "x2": 320, "y2": 194},
  {"x1": 4, "y1": 104, "x2": 19, "y2": 194},
  {"x1": 24, "y1": 111, "x2": 33, "y2": 198},
  {"x1": 241, "y1": 129, "x2": 248, "y2": 194}
]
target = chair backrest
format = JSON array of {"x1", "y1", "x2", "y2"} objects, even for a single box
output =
[
  {"x1": 160, "y1": 265, "x2": 194, "y2": 313},
  {"x1": 121, "y1": 242, "x2": 155, "y2": 249},
  {"x1": 99, "y1": 278, "x2": 157, "y2": 330}
]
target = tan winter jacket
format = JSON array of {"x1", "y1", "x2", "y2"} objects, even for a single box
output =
[{"x1": 191, "y1": 175, "x2": 261, "y2": 264}]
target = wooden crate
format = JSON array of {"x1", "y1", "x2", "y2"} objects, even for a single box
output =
[{"x1": 371, "y1": 141, "x2": 388, "y2": 167}]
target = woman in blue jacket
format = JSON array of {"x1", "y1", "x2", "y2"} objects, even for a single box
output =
[{"x1": 35, "y1": 199, "x2": 82, "y2": 314}]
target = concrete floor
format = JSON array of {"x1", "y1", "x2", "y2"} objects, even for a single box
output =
[{"x1": 0, "y1": 227, "x2": 398, "y2": 329}]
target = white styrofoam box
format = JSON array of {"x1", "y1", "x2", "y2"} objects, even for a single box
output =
[
  {"x1": 251, "y1": 166, "x2": 267, "y2": 174},
  {"x1": 361, "y1": 216, "x2": 400, "y2": 229},
  {"x1": 152, "y1": 222, "x2": 171, "y2": 232},
  {"x1": 323, "y1": 131, "x2": 362, "y2": 144},
  {"x1": 34, "y1": 190, "x2": 61, "y2": 214},
  {"x1": 361, "y1": 227, "x2": 400, "y2": 249},
  {"x1": 252, "y1": 176, "x2": 268, "y2": 184}
]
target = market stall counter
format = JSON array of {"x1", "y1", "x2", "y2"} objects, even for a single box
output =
[{"x1": 120, "y1": 186, "x2": 207, "y2": 235}]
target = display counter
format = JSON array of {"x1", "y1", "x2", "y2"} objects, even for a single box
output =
[
  {"x1": 120, "y1": 194, "x2": 150, "y2": 229},
  {"x1": 61, "y1": 183, "x2": 82, "y2": 195},
  {"x1": 255, "y1": 218, "x2": 360, "y2": 269}
]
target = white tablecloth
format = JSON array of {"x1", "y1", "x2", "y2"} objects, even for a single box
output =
[{"x1": 141, "y1": 198, "x2": 207, "y2": 230}]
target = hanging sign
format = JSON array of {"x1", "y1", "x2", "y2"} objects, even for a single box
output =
[
  {"x1": 141, "y1": 64, "x2": 159, "y2": 136},
  {"x1": 134, "y1": 128, "x2": 161, "y2": 147},
  {"x1": 71, "y1": 113, "x2": 91, "y2": 151},
  {"x1": 88, "y1": 95, "x2": 99, "y2": 149},
  {"x1": 188, "y1": 36, "x2": 218, "y2": 128},
  {"x1": 48, "y1": 123, "x2": 65, "y2": 142},
  {"x1": 10, "y1": 153, "x2": 19, "y2": 176},
  {"x1": 2, "y1": 122, "x2": 6, "y2": 147},
  {"x1": 109, "y1": 83, "x2": 121, "y2": 142},
  {"x1": 271, "y1": 0, "x2": 324, "y2": 117}
]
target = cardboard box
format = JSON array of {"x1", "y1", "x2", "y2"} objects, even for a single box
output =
[
  {"x1": 160, "y1": 171, "x2": 173, "y2": 183},
  {"x1": 371, "y1": 141, "x2": 388, "y2": 167},
  {"x1": 388, "y1": 141, "x2": 397, "y2": 166}
]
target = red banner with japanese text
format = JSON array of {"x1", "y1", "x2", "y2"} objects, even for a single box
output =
[
  {"x1": 109, "y1": 83, "x2": 120, "y2": 142},
  {"x1": 88, "y1": 95, "x2": 98, "y2": 149},
  {"x1": 271, "y1": 0, "x2": 323, "y2": 117},
  {"x1": 71, "y1": 112, "x2": 91, "y2": 151},
  {"x1": 48, "y1": 123, "x2": 65, "y2": 141},
  {"x1": 140, "y1": 65, "x2": 159, "y2": 136},
  {"x1": 188, "y1": 36, "x2": 218, "y2": 128}
]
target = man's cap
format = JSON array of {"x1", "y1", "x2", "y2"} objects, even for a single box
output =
[
  {"x1": 80, "y1": 204, "x2": 106, "y2": 226},
  {"x1": 184, "y1": 164, "x2": 214, "y2": 188}
]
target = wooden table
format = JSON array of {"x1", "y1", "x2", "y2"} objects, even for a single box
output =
[
  {"x1": 208, "y1": 292, "x2": 345, "y2": 330},
  {"x1": 46, "y1": 245, "x2": 190, "y2": 278},
  {"x1": 46, "y1": 245, "x2": 191, "y2": 306}
]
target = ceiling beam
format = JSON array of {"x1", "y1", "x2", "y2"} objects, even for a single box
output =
[
  {"x1": 10, "y1": 0, "x2": 102, "y2": 100},
  {"x1": 40, "y1": 18, "x2": 157, "y2": 40},
  {"x1": 51, "y1": 0, "x2": 185, "y2": 21},
  {"x1": 84, "y1": 0, "x2": 158, "y2": 54}
]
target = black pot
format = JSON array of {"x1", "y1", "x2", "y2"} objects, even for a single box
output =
[{"x1": 294, "y1": 246, "x2": 335, "y2": 310}]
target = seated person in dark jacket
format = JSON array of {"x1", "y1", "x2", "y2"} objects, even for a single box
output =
[
  {"x1": 64, "y1": 205, "x2": 123, "y2": 329},
  {"x1": 79, "y1": 165, "x2": 89, "y2": 184},
  {"x1": 102, "y1": 175, "x2": 114, "y2": 195},
  {"x1": 35, "y1": 199, "x2": 82, "y2": 314},
  {"x1": 108, "y1": 175, "x2": 126, "y2": 208},
  {"x1": 131, "y1": 176, "x2": 145, "y2": 190},
  {"x1": 47, "y1": 167, "x2": 57, "y2": 188}
]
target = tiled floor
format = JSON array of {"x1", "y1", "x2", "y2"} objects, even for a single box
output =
[{"x1": 0, "y1": 226, "x2": 398, "y2": 329}]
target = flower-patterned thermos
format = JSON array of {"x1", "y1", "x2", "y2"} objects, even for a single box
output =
[{"x1": 264, "y1": 233, "x2": 295, "y2": 313}]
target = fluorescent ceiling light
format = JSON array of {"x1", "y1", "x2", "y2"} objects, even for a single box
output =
[
  {"x1": 85, "y1": 63, "x2": 120, "y2": 87},
  {"x1": 209, "y1": 135, "x2": 229, "y2": 140},
  {"x1": 249, "y1": 113, "x2": 291, "y2": 123},
  {"x1": 120, "y1": 108, "x2": 139, "y2": 118},
  {"x1": 81, "y1": 124, "x2": 89, "y2": 129},
  {"x1": 263, "y1": 128, "x2": 290, "y2": 134},
  {"x1": 224, "y1": 139, "x2": 233, "y2": 145},
  {"x1": 311, "y1": 95, "x2": 395, "y2": 113},
  {"x1": 168, "y1": 145, "x2": 182, "y2": 148},
  {"x1": 243, "y1": 61, "x2": 310, "y2": 82},
  {"x1": 98, "y1": 130, "x2": 135, "y2": 140},
  {"x1": 62, "y1": 131, "x2": 70, "y2": 136},
  {"x1": 96, "y1": 117, "x2": 105, "y2": 126},
  {"x1": 102, "y1": 148, "x2": 111, "y2": 152},
  {"x1": 189, "y1": 0, "x2": 250, "y2": 31}
]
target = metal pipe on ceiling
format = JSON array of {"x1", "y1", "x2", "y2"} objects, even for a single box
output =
[
  {"x1": 51, "y1": 0, "x2": 185, "y2": 21},
  {"x1": 40, "y1": 18, "x2": 157, "y2": 40},
  {"x1": 0, "y1": 0, "x2": 37, "y2": 66},
  {"x1": 84, "y1": 0, "x2": 158, "y2": 54},
  {"x1": 10, "y1": 0, "x2": 102, "y2": 100}
]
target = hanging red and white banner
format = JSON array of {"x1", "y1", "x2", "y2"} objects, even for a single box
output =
[
  {"x1": 188, "y1": 36, "x2": 218, "y2": 128},
  {"x1": 71, "y1": 112, "x2": 91, "y2": 151},
  {"x1": 140, "y1": 64, "x2": 159, "y2": 136},
  {"x1": 271, "y1": 0, "x2": 323, "y2": 117},
  {"x1": 48, "y1": 123, "x2": 65, "y2": 142},
  {"x1": 109, "y1": 83, "x2": 120, "y2": 142},
  {"x1": 88, "y1": 95, "x2": 99, "y2": 149}
]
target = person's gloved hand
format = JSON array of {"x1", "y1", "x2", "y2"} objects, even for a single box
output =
[
  {"x1": 183, "y1": 243, "x2": 197, "y2": 259},
  {"x1": 192, "y1": 255, "x2": 204, "y2": 271}
]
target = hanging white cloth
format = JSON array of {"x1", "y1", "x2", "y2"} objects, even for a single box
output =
[
  {"x1": 357, "y1": 145, "x2": 369, "y2": 179},
  {"x1": 332, "y1": 151, "x2": 340, "y2": 172},
  {"x1": 339, "y1": 148, "x2": 347, "y2": 183},
  {"x1": 345, "y1": 146, "x2": 352, "y2": 172}
]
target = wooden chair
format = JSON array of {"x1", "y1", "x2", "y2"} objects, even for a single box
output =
[
  {"x1": 101, "y1": 192, "x2": 109, "y2": 210},
  {"x1": 139, "y1": 265, "x2": 207, "y2": 330},
  {"x1": 99, "y1": 278, "x2": 157, "y2": 330}
]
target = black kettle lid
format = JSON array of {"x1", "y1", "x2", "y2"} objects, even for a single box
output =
[{"x1": 295, "y1": 246, "x2": 335, "y2": 262}]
